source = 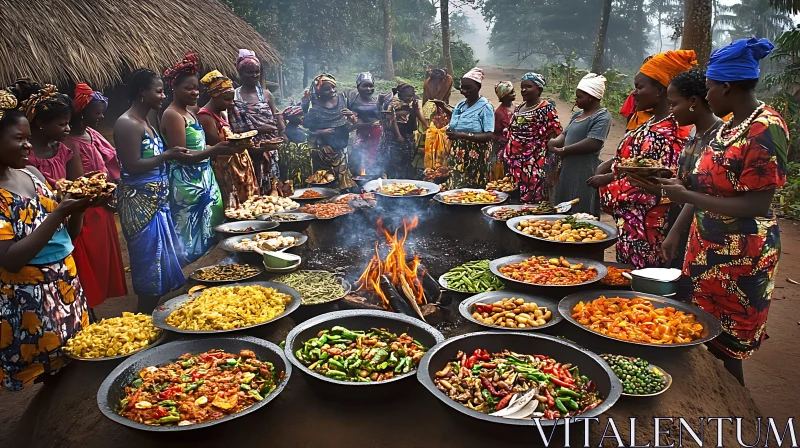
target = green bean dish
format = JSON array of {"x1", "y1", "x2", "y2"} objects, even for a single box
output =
[
  {"x1": 295, "y1": 326, "x2": 428, "y2": 382},
  {"x1": 273, "y1": 270, "x2": 346, "y2": 305},
  {"x1": 442, "y1": 260, "x2": 505, "y2": 293}
]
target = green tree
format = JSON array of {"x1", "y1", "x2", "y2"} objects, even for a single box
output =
[
  {"x1": 717, "y1": 0, "x2": 795, "y2": 41},
  {"x1": 450, "y1": 10, "x2": 477, "y2": 39}
]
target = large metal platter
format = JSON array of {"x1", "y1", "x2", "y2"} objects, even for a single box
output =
[
  {"x1": 289, "y1": 187, "x2": 340, "y2": 201},
  {"x1": 65, "y1": 330, "x2": 167, "y2": 362},
  {"x1": 152, "y1": 281, "x2": 301, "y2": 335},
  {"x1": 489, "y1": 253, "x2": 607, "y2": 288},
  {"x1": 458, "y1": 291, "x2": 562, "y2": 331},
  {"x1": 559, "y1": 289, "x2": 722, "y2": 348},
  {"x1": 188, "y1": 263, "x2": 264, "y2": 284},
  {"x1": 481, "y1": 205, "x2": 561, "y2": 221},
  {"x1": 97, "y1": 336, "x2": 290, "y2": 431},
  {"x1": 433, "y1": 188, "x2": 509, "y2": 206},
  {"x1": 506, "y1": 215, "x2": 618, "y2": 245},
  {"x1": 213, "y1": 220, "x2": 279, "y2": 238},
  {"x1": 416, "y1": 331, "x2": 622, "y2": 427},
  {"x1": 438, "y1": 273, "x2": 504, "y2": 294},
  {"x1": 362, "y1": 179, "x2": 441, "y2": 199},
  {"x1": 284, "y1": 310, "x2": 445, "y2": 387},
  {"x1": 218, "y1": 231, "x2": 308, "y2": 253}
]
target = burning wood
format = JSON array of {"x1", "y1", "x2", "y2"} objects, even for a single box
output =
[{"x1": 356, "y1": 217, "x2": 428, "y2": 319}]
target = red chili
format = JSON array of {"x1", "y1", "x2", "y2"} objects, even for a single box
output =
[
  {"x1": 562, "y1": 368, "x2": 573, "y2": 380},
  {"x1": 155, "y1": 406, "x2": 169, "y2": 418},
  {"x1": 460, "y1": 354, "x2": 468, "y2": 368},
  {"x1": 544, "y1": 409, "x2": 555, "y2": 420},
  {"x1": 550, "y1": 377, "x2": 573, "y2": 388},
  {"x1": 481, "y1": 376, "x2": 508, "y2": 397},
  {"x1": 481, "y1": 363, "x2": 497, "y2": 369},
  {"x1": 542, "y1": 366, "x2": 554, "y2": 374},
  {"x1": 554, "y1": 363, "x2": 561, "y2": 370},
  {"x1": 466, "y1": 356, "x2": 478, "y2": 369},
  {"x1": 495, "y1": 393, "x2": 514, "y2": 411},
  {"x1": 157, "y1": 386, "x2": 182, "y2": 400},
  {"x1": 544, "y1": 388, "x2": 555, "y2": 407},
  {"x1": 479, "y1": 349, "x2": 490, "y2": 361}
]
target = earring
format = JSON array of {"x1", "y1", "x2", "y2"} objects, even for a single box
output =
[
  {"x1": 689, "y1": 106, "x2": 695, "y2": 112},
  {"x1": 139, "y1": 96, "x2": 144, "y2": 103}
]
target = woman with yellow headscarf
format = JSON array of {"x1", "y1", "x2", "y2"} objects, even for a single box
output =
[
  {"x1": 198, "y1": 70, "x2": 258, "y2": 208},
  {"x1": 588, "y1": 50, "x2": 695, "y2": 268}
]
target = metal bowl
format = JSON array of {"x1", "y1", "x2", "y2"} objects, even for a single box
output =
[
  {"x1": 213, "y1": 220, "x2": 279, "y2": 238},
  {"x1": 218, "y1": 231, "x2": 308, "y2": 253},
  {"x1": 289, "y1": 187, "x2": 340, "y2": 202},
  {"x1": 65, "y1": 330, "x2": 167, "y2": 362},
  {"x1": 189, "y1": 263, "x2": 264, "y2": 284},
  {"x1": 433, "y1": 189, "x2": 509, "y2": 206},
  {"x1": 489, "y1": 254, "x2": 608, "y2": 288},
  {"x1": 96, "y1": 336, "x2": 290, "y2": 431},
  {"x1": 599, "y1": 354, "x2": 673, "y2": 397},
  {"x1": 558, "y1": 289, "x2": 723, "y2": 348},
  {"x1": 438, "y1": 273, "x2": 504, "y2": 294},
  {"x1": 284, "y1": 310, "x2": 444, "y2": 397},
  {"x1": 362, "y1": 179, "x2": 441, "y2": 199},
  {"x1": 481, "y1": 205, "x2": 558, "y2": 221},
  {"x1": 152, "y1": 281, "x2": 301, "y2": 335},
  {"x1": 598, "y1": 262, "x2": 634, "y2": 289},
  {"x1": 458, "y1": 291, "x2": 562, "y2": 331},
  {"x1": 506, "y1": 215, "x2": 618, "y2": 245},
  {"x1": 258, "y1": 212, "x2": 317, "y2": 232},
  {"x1": 416, "y1": 331, "x2": 622, "y2": 427}
]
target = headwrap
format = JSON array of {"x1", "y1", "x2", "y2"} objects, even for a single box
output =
[
  {"x1": 200, "y1": 70, "x2": 234, "y2": 97},
  {"x1": 393, "y1": 82, "x2": 414, "y2": 94},
  {"x1": 73, "y1": 83, "x2": 108, "y2": 113},
  {"x1": 521, "y1": 72, "x2": 546, "y2": 88},
  {"x1": 19, "y1": 84, "x2": 67, "y2": 122},
  {"x1": 494, "y1": 81, "x2": 514, "y2": 101},
  {"x1": 0, "y1": 90, "x2": 18, "y2": 120},
  {"x1": 282, "y1": 104, "x2": 303, "y2": 119},
  {"x1": 639, "y1": 50, "x2": 697, "y2": 87},
  {"x1": 462, "y1": 67, "x2": 485, "y2": 85},
  {"x1": 309, "y1": 73, "x2": 337, "y2": 101},
  {"x1": 356, "y1": 72, "x2": 374, "y2": 87},
  {"x1": 163, "y1": 51, "x2": 199, "y2": 88},
  {"x1": 236, "y1": 49, "x2": 260, "y2": 71},
  {"x1": 706, "y1": 37, "x2": 774, "y2": 82},
  {"x1": 577, "y1": 73, "x2": 607, "y2": 100}
]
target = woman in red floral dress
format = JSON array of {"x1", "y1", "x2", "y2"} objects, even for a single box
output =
[
  {"x1": 591, "y1": 50, "x2": 696, "y2": 268},
  {"x1": 659, "y1": 38, "x2": 785, "y2": 385}
]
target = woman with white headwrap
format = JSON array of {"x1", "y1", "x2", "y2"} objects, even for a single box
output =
[
  {"x1": 548, "y1": 73, "x2": 612, "y2": 216},
  {"x1": 435, "y1": 67, "x2": 495, "y2": 188}
]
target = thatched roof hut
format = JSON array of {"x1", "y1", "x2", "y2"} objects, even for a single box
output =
[{"x1": 0, "y1": 0, "x2": 280, "y2": 89}]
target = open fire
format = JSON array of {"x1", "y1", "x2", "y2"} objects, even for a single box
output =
[{"x1": 356, "y1": 217, "x2": 428, "y2": 316}]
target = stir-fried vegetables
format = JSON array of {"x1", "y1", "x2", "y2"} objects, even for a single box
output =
[
  {"x1": 295, "y1": 326, "x2": 427, "y2": 382},
  {"x1": 433, "y1": 349, "x2": 604, "y2": 420},
  {"x1": 117, "y1": 349, "x2": 284, "y2": 426},
  {"x1": 498, "y1": 256, "x2": 598, "y2": 286}
]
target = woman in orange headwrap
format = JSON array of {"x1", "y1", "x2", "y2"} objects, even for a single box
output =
[{"x1": 588, "y1": 50, "x2": 695, "y2": 268}]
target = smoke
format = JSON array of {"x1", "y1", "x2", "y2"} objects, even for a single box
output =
[{"x1": 458, "y1": 6, "x2": 490, "y2": 62}]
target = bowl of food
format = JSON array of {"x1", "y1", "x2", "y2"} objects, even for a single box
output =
[
  {"x1": 152, "y1": 281, "x2": 301, "y2": 334},
  {"x1": 97, "y1": 336, "x2": 289, "y2": 431},
  {"x1": 506, "y1": 215, "x2": 617, "y2": 245},
  {"x1": 225, "y1": 195, "x2": 300, "y2": 220},
  {"x1": 599, "y1": 262, "x2": 634, "y2": 289},
  {"x1": 259, "y1": 212, "x2": 317, "y2": 232},
  {"x1": 289, "y1": 187, "x2": 339, "y2": 202},
  {"x1": 615, "y1": 156, "x2": 673, "y2": 179},
  {"x1": 458, "y1": 291, "x2": 562, "y2": 331},
  {"x1": 485, "y1": 176, "x2": 517, "y2": 194},
  {"x1": 189, "y1": 263, "x2": 263, "y2": 283},
  {"x1": 64, "y1": 312, "x2": 166, "y2": 361},
  {"x1": 423, "y1": 166, "x2": 451, "y2": 184},
  {"x1": 213, "y1": 220, "x2": 279, "y2": 238},
  {"x1": 433, "y1": 188, "x2": 508, "y2": 206},
  {"x1": 218, "y1": 231, "x2": 308, "y2": 253},
  {"x1": 284, "y1": 309, "x2": 444, "y2": 398},
  {"x1": 481, "y1": 203, "x2": 557, "y2": 221},
  {"x1": 600, "y1": 354, "x2": 672, "y2": 397},
  {"x1": 362, "y1": 179, "x2": 441, "y2": 200},
  {"x1": 306, "y1": 170, "x2": 336, "y2": 187},
  {"x1": 261, "y1": 251, "x2": 302, "y2": 273},
  {"x1": 271, "y1": 270, "x2": 351, "y2": 307},
  {"x1": 298, "y1": 203, "x2": 355, "y2": 220},
  {"x1": 57, "y1": 171, "x2": 117, "y2": 201},
  {"x1": 416, "y1": 331, "x2": 621, "y2": 429},
  {"x1": 438, "y1": 260, "x2": 505, "y2": 294},
  {"x1": 559, "y1": 290, "x2": 722, "y2": 347},
  {"x1": 489, "y1": 254, "x2": 607, "y2": 289}
]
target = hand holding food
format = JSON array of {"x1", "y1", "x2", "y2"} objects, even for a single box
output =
[{"x1": 58, "y1": 171, "x2": 117, "y2": 200}]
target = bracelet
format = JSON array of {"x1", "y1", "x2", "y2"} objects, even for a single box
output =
[{"x1": 468, "y1": 132, "x2": 474, "y2": 138}]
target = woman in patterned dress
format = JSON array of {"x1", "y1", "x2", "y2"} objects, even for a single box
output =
[
  {"x1": 436, "y1": 67, "x2": 495, "y2": 189},
  {"x1": 659, "y1": 38, "x2": 785, "y2": 385},
  {"x1": 115, "y1": 69, "x2": 194, "y2": 313},
  {"x1": 279, "y1": 105, "x2": 313, "y2": 187},
  {"x1": 590, "y1": 50, "x2": 696, "y2": 268},
  {"x1": 504, "y1": 73, "x2": 562, "y2": 203},
  {"x1": 347, "y1": 72, "x2": 382, "y2": 175},
  {"x1": 161, "y1": 53, "x2": 244, "y2": 264},
  {"x1": 378, "y1": 83, "x2": 428, "y2": 179},
  {"x1": 0, "y1": 89, "x2": 91, "y2": 390},
  {"x1": 198, "y1": 70, "x2": 258, "y2": 208}
]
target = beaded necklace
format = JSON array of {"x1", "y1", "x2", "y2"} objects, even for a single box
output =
[{"x1": 714, "y1": 102, "x2": 765, "y2": 147}]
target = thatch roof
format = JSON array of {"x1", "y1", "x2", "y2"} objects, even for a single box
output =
[{"x1": 0, "y1": 0, "x2": 280, "y2": 89}]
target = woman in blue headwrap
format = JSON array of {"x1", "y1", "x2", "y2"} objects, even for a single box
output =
[{"x1": 659, "y1": 38, "x2": 788, "y2": 385}]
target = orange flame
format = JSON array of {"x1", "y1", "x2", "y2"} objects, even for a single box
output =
[
  {"x1": 360, "y1": 168, "x2": 367, "y2": 176},
  {"x1": 356, "y1": 217, "x2": 426, "y2": 309}
]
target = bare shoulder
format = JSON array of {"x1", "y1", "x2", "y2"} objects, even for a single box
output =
[{"x1": 24, "y1": 165, "x2": 47, "y2": 184}]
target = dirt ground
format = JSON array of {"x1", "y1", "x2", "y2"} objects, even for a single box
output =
[{"x1": 1, "y1": 66, "x2": 797, "y2": 437}]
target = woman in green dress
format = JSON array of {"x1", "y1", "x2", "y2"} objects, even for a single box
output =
[{"x1": 160, "y1": 52, "x2": 243, "y2": 264}]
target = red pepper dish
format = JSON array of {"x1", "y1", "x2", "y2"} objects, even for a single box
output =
[{"x1": 432, "y1": 349, "x2": 603, "y2": 420}]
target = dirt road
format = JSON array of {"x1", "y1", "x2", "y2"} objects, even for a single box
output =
[{"x1": 1, "y1": 66, "x2": 797, "y2": 431}]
